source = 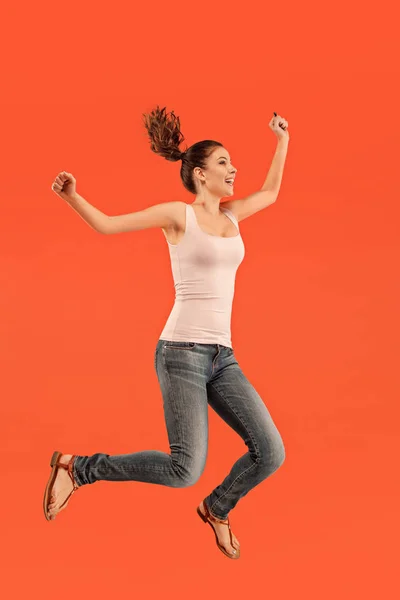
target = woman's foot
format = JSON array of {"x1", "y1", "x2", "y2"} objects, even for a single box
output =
[
  {"x1": 47, "y1": 454, "x2": 77, "y2": 520},
  {"x1": 198, "y1": 500, "x2": 240, "y2": 557}
]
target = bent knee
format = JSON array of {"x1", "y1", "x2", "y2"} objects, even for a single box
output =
[
  {"x1": 173, "y1": 463, "x2": 204, "y2": 487},
  {"x1": 259, "y1": 438, "x2": 286, "y2": 472},
  {"x1": 175, "y1": 473, "x2": 202, "y2": 488}
]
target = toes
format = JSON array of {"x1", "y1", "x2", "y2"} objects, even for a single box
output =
[
  {"x1": 220, "y1": 537, "x2": 239, "y2": 556},
  {"x1": 230, "y1": 537, "x2": 240, "y2": 553},
  {"x1": 232, "y1": 533, "x2": 240, "y2": 547}
]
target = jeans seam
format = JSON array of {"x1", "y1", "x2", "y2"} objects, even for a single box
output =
[
  {"x1": 162, "y1": 344, "x2": 188, "y2": 479},
  {"x1": 211, "y1": 461, "x2": 259, "y2": 518},
  {"x1": 207, "y1": 381, "x2": 261, "y2": 517}
]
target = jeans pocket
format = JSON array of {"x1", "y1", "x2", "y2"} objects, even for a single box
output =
[{"x1": 163, "y1": 341, "x2": 196, "y2": 349}]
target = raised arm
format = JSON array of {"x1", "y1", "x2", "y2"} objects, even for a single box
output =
[
  {"x1": 51, "y1": 171, "x2": 179, "y2": 234},
  {"x1": 223, "y1": 137, "x2": 289, "y2": 223},
  {"x1": 223, "y1": 114, "x2": 289, "y2": 223}
]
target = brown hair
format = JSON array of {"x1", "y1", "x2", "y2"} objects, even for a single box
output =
[{"x1": 142, "y1": 105, "x2": 223, "y2": 195}]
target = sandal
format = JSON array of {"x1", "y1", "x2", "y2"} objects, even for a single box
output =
[
  {"x1": 196, "y1": 500, "x2": 241, "y2": 559},
  {"x1": 43, "y1": 451, "x2": 79, "y2": 521}
]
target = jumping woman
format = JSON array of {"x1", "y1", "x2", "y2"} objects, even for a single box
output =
[{"x1": 44, "y1": 106, "x2": 290, "y2": 560}]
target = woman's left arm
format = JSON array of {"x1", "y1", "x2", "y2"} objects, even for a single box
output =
[
  {"x1": 223, "y1": 113, "x2": 289, "y2": 222},
  {"x1": 261, "y1": 136, "x2": 289, "y2": 193}
]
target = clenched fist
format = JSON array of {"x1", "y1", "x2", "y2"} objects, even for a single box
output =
[{"x1": 51, "y1": 171, "x2": 77, "y2": 200}]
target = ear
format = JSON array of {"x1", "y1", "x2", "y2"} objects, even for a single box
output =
[{"x1": 193, "y1": 167, "x2": 205, "y2": 182}]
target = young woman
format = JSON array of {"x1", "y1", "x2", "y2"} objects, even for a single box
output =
[{"x1": 44, "y1": 106, "x2": 290, "y2": 560}]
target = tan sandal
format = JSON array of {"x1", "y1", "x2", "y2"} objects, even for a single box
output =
[
  {"x1": 43, "y1": 451, "x2": 79, "y2": 521},
  {"x1": 196, "y1": 500, "x2": 241, "y2": 559}
]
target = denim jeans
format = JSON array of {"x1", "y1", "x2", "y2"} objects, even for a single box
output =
[{"x1": 72, "y1": 340, "x2": 285, "y2": 520}]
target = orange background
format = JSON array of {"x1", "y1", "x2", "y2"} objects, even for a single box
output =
[{"x1": 1, "y1": 0, "x2": 399, "y2": 598}]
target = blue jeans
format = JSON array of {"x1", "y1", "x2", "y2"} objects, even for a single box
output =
[{"x1": 72, "y1": 340, "x2": 285, "y2": 520}]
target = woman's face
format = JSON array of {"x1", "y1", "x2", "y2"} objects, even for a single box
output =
[{"x1": 194, "y1": 147, "x2": 237, "y2": 198}]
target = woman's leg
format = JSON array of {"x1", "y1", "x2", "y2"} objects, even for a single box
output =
[
  {"x1": 72, "y1": 340, "x2": 210, "y2": 488},
  {"x1": 203, "y1": 347, "x2": 285, "y2": 521}
]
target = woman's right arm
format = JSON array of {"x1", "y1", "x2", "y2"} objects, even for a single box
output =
[{"x1": 52, "y1": 171, "x2": 180, "y2": 234}]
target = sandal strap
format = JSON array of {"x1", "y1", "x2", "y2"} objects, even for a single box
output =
[
  {"x1": 56, "y1": 455, "x2": 79, "y2": 490},
  {"x1": 202, "y1": 500, "x2": 230, "y2": 527},
  {"x1": 57, "y1": 484, "x2": 77, "y2": 511},
  {"x1": 202, "y1": 500, "x2": 236, "y2": 553}
]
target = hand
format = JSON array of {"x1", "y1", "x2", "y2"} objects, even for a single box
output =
[
  {"x1": 51, "y1": 171, "x2": 77, "y2": 200},
  {"x1": 269, "y1": 112, "x2": 289, "y2": 141}
]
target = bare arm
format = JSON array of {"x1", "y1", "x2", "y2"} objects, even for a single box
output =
[
  {"x1": 260, "y1": 137, "x2": 289, "y2": 192},
  {"x1": 223, "y1": 138, "x2": 289, "y2": 222},
  {"x1": 64, "y1": 192, "x2": 180, "y2": 235},
  {"x1": 63, "y1": 192, "x2": 111, "y2": 233},
  {"x1": 103, "y1": 201, "x2": 181, "y2": 235}
]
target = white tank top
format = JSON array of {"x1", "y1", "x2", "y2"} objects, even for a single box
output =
[{"x1": 159, "y1": 203, "x2": 245, "y2": 348}]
